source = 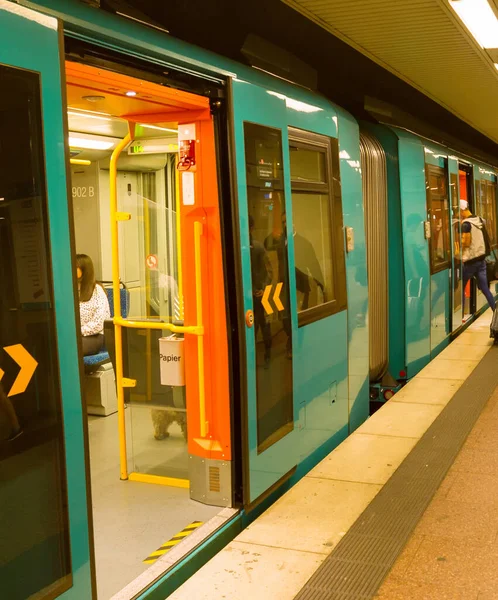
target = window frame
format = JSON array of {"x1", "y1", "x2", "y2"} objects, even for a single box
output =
[
  {"x1": 288, "y1": 127, "x2": 347, "y2": 327},
  {"x1": 425, "y1": 163, "x2": 451, "y2": 275}
]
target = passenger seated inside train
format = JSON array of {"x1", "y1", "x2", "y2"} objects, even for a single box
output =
[{"x1": 76, "y1": 253, "x2": 111, "y2": 356}]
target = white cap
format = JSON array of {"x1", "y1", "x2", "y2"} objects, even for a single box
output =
[{"x1": 460, "y1": 199, "x2": 469, "y2": 211}]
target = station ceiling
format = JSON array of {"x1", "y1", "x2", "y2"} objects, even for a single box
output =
[{"x1": 282, "y1": 0, "x2": 498, "y2": 144}]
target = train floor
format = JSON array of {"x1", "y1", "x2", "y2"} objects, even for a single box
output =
[
  {"x1": 87, "y1": 412, "x2": 219, "y2": 600},
  {"x1": 167, "y1": 309, "x2": 498, "y2": 600}
]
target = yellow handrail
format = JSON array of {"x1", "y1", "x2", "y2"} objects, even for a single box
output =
[
  {"x1": 194, "y1": 221, "x2": 207, "y2": 438},
  {"x1": 110, "y1": 128, "x2": 133, "y2": 481},
  {"x1": 114, "y1": 316, "x2": 203, "y2": 335}
]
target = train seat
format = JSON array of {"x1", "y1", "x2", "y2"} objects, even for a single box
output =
[
  {"x1": 84, "y1": 284, "x2": 129, "y2": 416},
  {"x1": 82, "y1": 285, "x2": 129, "y2": 372}
]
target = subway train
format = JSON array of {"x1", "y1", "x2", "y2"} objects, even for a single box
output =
[{"x1": 0, "y1": 1, "x2": 496, "y2": 599}]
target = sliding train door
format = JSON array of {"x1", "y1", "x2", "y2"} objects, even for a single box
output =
[
  {"x1": 425, "y1": 154, "x2": 451, "y2": 357},
  {"x1": 231, "y1": 79, "x2": 352, "y2": 505},
  {"x1": 232, "y1": 83, "x2": 298, "y2": 504},
  {"x1": 0, "y1": 3, "x2": 93, "y2": 598}
]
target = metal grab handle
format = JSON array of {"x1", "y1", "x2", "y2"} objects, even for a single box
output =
[{"x1": 113, "y1": 317, "x2": 203, "y2": 335}]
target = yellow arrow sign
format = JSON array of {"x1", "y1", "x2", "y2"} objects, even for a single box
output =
[
  {"x1": 262, "y1": 284, "x2": 273, "y2": 315},
  {"x1": 274, "y1": 282, "x2": 284, "y2": 312},
  {"x1": 4, "y1": 344, "x2": 38, "y2": 397}
]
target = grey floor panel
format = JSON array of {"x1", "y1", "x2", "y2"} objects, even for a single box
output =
[
  {"x1": 88, "y1": 412, "x2": 219, "y2": 599},
  {"x1": 295, "y1": 345, "x2": 498, "y2": 600}
]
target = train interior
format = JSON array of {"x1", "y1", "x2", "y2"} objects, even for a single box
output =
[{"x1": 65, "y1": 61, "x2": 230, "y2": 598}]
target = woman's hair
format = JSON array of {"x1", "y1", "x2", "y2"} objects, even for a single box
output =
[{"x1": 76, "y1": 254, "x2": 96, "y2": 302}]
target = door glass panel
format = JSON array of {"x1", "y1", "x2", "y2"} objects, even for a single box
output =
[
  {"x1": 243, "y1": 123, "x2": 293, "y2": 453},
  {"x1": 104, "y1": 150, "x2": 185, "y2": 480},
  {"x1": 0, "y1": 65, "x2": 71, "y2": 598}
]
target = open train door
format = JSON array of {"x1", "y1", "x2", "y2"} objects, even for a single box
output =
[
  {"x1": 448, "y1": 157, "x2": 463, "y2": 332},
  {"x1": 0, "y1": 2, "x2": 94, "y2": 599}
]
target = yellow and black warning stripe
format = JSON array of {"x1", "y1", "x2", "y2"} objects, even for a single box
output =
[{"x1": 143, "y1": 521, "x2": 203, "y2": 564}]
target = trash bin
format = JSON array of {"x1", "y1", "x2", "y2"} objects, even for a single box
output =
[{"x1": 159, "y1": 335, "x2": 185, "y2": 387}]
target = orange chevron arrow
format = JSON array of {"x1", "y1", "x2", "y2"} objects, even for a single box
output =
[
  {"x1": 274, "y1": 282, "x2": 284, "y2": 311},
  {"x1": 0, "y1": 368, "x2": 4, "y2": 382},
  {"x1": 262, "y1": 284, "x2": 273, "y2": 315},
  {"x1": 4, "y1": 344, "x2": 38, "y2": 397}
]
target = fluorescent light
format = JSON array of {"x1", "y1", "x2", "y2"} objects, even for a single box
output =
[
  {"x1": 449, "y1": 0, "x2": 498, "y2": 48},
  {"x1": 138, "y1": 123, "x2": 178, "y2": 134},
  {"x1": 68, "y1": 110, "x2": 113, "y2": 122},
  {"x1": 126, "y1": 90, "x2": 137, "y2": 97},
  {"x1": 69, "y1": 107, "x2": 112, "y2": 116},
  {"x1": 69, "y1": 136, "x2": 115, "y2": 150}
]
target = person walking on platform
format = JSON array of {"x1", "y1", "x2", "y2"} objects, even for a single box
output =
[{"x1": 460, "y1": 200, "x2": 496, "y2": 311}]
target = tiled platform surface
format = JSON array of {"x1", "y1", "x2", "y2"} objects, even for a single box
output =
[
  {"x1": 168, "y1": 311, "x2": 494, "y2": 600},
  {"x1": 376, "y1": 375, "x2": 498, "y2": 599}
]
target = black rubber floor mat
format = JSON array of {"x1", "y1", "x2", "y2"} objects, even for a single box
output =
[{"x1": 294, "y1": 344, "x2": 498, "y2": 600}]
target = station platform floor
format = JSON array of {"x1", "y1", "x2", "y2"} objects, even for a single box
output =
[{"x1": 167, "y1": 309, "x2": 498, "y2": 600}]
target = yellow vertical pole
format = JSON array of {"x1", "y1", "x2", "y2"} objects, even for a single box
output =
[
  {"x1": 194, "y1": 221, "x2": 207, "y2": 437},
  {"x1": 110, "y1": 126, "x2": 134, "y2": 480},
  {"x1": 175, "y1": 156, "x2": 184, "y2": 320},
  {"x1": 143, "y1": 197, "x2": 152, "y2": 402}
]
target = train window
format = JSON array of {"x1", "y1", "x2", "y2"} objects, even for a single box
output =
[
  {"x1": 476, "y1": 180, "x2": 486, "y2": 231},
  {"x1": 475, "y1": 179, "x2": 497, "y2": 249},
  {"x1": 288, "y1": 129, "x2": 346, "y2": 326},
  {"x1": 0, "y1": 66, "x2": 71, "y2": 597},
  {"x1": 426, "y1": 164, "x2": 451, "y2": 273},
  {"x1": 243, "y1": 122, "x2": 294, "y2": 453}
]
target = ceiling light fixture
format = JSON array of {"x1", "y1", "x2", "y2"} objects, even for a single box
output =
[
  {"x1": 449, "y1": 0, "x2": 498, "y2": 48},
  {"x1": 69, "y1": 135, "x2": 115, "y2": 151},
  {"x1": 125, "y1": 90, "x2": 137, "y2": 97},
  {"x1": 82, "y1": 95, "x2": 106, "y2": 102}
]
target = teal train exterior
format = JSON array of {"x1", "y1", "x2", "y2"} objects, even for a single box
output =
[
  {"x1": 1, "y1": 1, "x2": 496, "y2": 599},
  {"x1": 365, "y1": 123, "x2": 497, "y2": 402}
]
